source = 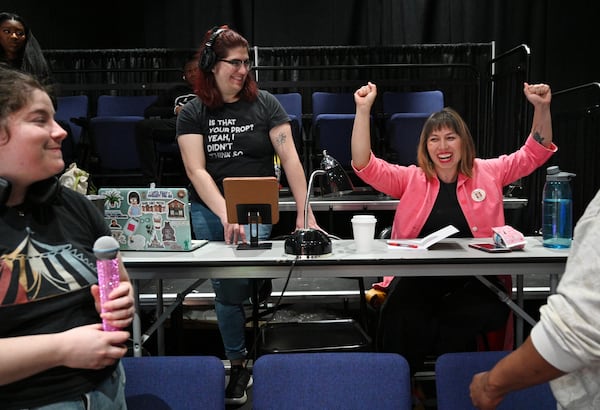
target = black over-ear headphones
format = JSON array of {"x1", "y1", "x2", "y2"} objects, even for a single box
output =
[
  {"x1": 0, "y1": 177, "x2": 60, "y2": 207},
  {"x1": 199, "y1": 26, "x2": 226, "y2": 72}
]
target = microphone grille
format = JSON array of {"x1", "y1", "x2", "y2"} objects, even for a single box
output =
[{"x1": 93, "y1": 236, "x2": 120, "y2": 260}]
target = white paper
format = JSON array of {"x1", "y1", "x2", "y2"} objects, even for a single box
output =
[{"x1": 386, "y1": 225, "x2": 459, "y2": 250}]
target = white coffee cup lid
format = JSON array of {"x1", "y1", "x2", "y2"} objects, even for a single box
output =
[{"x1": 352, "y1": 215, "x2": 376, "y2": 222}]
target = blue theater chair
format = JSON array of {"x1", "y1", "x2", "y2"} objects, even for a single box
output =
[{"x1": 121, "y1": 355, "x2": 225, "y2": 410}]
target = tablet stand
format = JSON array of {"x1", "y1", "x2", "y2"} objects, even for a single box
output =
[
  {"x1": 223, "y1": 177, "x2": 279, "y2": 250},
  {"x1": 235, "y1": 206, "x2": 272, "y2": 250}
]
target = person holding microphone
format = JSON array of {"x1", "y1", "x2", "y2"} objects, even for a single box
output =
[{"x1": 0, "y1": 66, "x2": 134, "y2": 409}]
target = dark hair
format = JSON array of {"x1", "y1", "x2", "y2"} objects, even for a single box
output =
[
  {"x1": 194, "y1": 25, "x2": 258, "y2": 110},
  {"x1": 0, "y1": 66, "x2": 46, "y2": 131},
  {"x1": 416, "y1": 107, "x2": 476, "y2": 179},
  {"x1": 0, "y1": 12, "x2": 51, "y2": 84},
  {"x1": 128, "y1": 191, "x2": 140, "y2": 203}
]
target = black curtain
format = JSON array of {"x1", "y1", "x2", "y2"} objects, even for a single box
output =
[
  {"x1": 6, "y1": 0, "x2": 598, "y2": 231},
  {"x1": 5, "y1": 0, "x2": 597, "y2": 90},
  {"x1": 551, "y1": 84, "x2": 600, "y2": 228}
]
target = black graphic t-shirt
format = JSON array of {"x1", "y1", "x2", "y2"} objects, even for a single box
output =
[
  {"x1": 176, "y1": 89, "x2": 290, "y2": 197},
  {"x1": 0, "y1": 186, "x2": 115, "y2": 409}
]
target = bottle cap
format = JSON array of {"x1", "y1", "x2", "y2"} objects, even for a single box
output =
[
  {"x1": 351, "y1": 215, "x2": 377, "y2": 223},
  {"x1": 546, "y1": 166, "x2": 576, "y2": 181}
]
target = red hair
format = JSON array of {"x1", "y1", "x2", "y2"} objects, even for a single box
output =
[{"x1": 194, "y1": 25, "x2": 258, "y2": 110}]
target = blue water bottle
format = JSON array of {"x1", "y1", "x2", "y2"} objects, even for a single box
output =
[{"x1": 542, "y1": 166, "x2": 576, "y2": 248}]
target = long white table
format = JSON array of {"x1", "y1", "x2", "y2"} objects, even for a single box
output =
[
  {"x1": 277, "y1": 195, "x2": 528, "y2": 212},
  {"x1": 123, "y1": 236, "x2": 567, "y2": 356}
]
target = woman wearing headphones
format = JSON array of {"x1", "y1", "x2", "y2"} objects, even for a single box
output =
[
  {"x1": 177, "y1": 25, "x2": 321, "y2": 405},
  {"x1": 0, "y1": 67, "x2": 134, "y2": 408}
]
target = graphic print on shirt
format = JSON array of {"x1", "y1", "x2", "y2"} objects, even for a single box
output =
[
  {"x1": 174, "y1": 93, "x2": 197, "y2": 110},
  {"x1": 0, "y1": 234, "x2": 96, "y2": 305},
  {"x1": 206, "y1": 117, "x2": 255, "y2": 160}
]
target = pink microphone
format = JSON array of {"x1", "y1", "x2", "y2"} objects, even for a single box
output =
[{"x1": 93, "y1": 236, "x2": 121, "y2": 331}]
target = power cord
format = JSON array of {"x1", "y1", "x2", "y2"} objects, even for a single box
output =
[
  {"x1": 246, "y1": 256, "x2": 298, "y2": 361},
  {"x1": 246, "y1": 232, "x2": 339, "y2": 362}
]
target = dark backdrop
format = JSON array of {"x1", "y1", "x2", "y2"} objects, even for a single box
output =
[
  {"x1": 5, "y1": 0, "x2": 599, "y2": 231},
  {"x1": 2, "y1": 0, "x2": 597, "y2": 92}
]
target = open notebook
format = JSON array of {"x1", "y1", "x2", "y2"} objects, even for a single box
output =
[
  {"x1": 386, "y1": 225, "x2": 459, "y2": 250},
  {"x1": 98, "y1": 187, "x2": 204, "y2": 251}
]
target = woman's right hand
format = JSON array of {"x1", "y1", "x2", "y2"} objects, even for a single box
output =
[
  {"x1": 352, "y1": 82, "x2": 377, "y2": 169},
  {"x1": 354, "y1": 82, "x2": 377, "y2": 111},
  {"x1": 60, "y1": 324, "x2": 129, "y2": 369},
  {"x1": 223, "y1": 221, "x2": 246, "y2": 245}
]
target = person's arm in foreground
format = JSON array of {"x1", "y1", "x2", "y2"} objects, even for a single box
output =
[
  {"x1": 469, "y1": 337, "x2": 565, "y2": 409},
  {"x1": 0, "y1": 256, "x2": 134, "y2": 386},
  {"x1": 270, "y1": 122, "x2": 321, "y2": 231},
  {"x1": 351, "y1": 82, "x2": 377, "y2": 170},
  {"x1": 469, "y1": 84, "x2": 560, "y2": 410},
  {"x1": 473, "y1": 185, "x2": 600, "y2": 409}
]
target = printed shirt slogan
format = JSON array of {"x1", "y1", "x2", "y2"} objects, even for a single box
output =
[{"x1": 206, "y1": 118, "x2": 255, "y2": 159}]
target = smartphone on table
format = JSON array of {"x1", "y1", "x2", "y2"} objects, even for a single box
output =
[{"x1": 468, "y1": 243, "x2": 512, "y2": 253}]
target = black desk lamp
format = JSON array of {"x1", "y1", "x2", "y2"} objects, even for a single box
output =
[
  {"x1": 318, "y1": 150, "x2": 354, "y2": 197},
  {"x1": 284, "y1": 151, "x2": 354, "y2": 257}
]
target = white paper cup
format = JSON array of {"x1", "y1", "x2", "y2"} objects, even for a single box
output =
[{"x1": 351, "y1": 215, "x2": 377, "y2": 252}]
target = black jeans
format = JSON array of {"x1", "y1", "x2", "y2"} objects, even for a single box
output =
[{"x1": 377, "y1": 275, "x2": 510, "y2": 374}]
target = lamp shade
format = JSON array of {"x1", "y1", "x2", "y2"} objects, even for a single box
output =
[
  {"x1": 318, "y1": 150, "x2": 354, "y2": 196},
  {"x1": 284, "y1": 152, "x2": 351, "y2": 256}
]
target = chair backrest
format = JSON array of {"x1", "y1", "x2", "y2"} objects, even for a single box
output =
[
  {"x1": 253, "y1": 352, "x2": 412, "y2": 410},
  {"x1": 435, "y1": 351, "x2": 557, "y2": 410},
  {"x1": 55, "y1": 95, "x2": 89, "y2": 144},
  {"x1": 89, "y1": 116, "x2": 144, "y2": 170},
  {"x1": 273, "y1": 92, "x2": 303, "y2": 132},
  {"x1": 312, "y1": 91, "x2": 356, "y2": 116},
  {"x1": 382, "y1": 90, "x2": 443, "y2": 166},
  {"x1": 311, "y1": 92, "x2": 361, "y2": 169},
  {"x1": 273, "y1": 92, "x2": 303, "y2": 155},
  {"x1": 90, "y1": 95, "x2": 156, "y2": 174},
  {"x1": 314, "y1": 113, "x2": 356, "y2": 168},
  {"x1": 386, "y1": 112, "x2": 430, "y2": 166},
  {"x1": 96, "y1": 95, "x2": 157, "y2": 116},
  {"x1": 382, "y1": 90, "x2": 444, "y2": 116},
  {"x1": 121, "y1": 355, "x2": 225, "y2": 410}
]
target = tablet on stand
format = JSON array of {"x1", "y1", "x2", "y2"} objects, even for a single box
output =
[{"x1": 223, "y1": 176, "x2": 279, "y2": 250}]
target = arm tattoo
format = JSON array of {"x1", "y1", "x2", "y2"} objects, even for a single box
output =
[
  {"x1": 275, "y1": 131, "x2": 287, "y2": 147},
  {"x1": 533, "y1": 131, "x2": 544, "y2": 144}
]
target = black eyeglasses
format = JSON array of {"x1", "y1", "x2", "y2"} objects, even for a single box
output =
[{"x1": 219, "y1": 59, "x2": 253, "y2": 70}]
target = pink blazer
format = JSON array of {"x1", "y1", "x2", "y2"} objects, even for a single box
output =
[{"x1": 353, "y1": 135, "x2": 557, "y2": 289}]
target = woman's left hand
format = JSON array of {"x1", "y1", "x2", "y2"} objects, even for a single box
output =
[{"x1": 296, "y1": 213, "x2": 328, "y2": 235}]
